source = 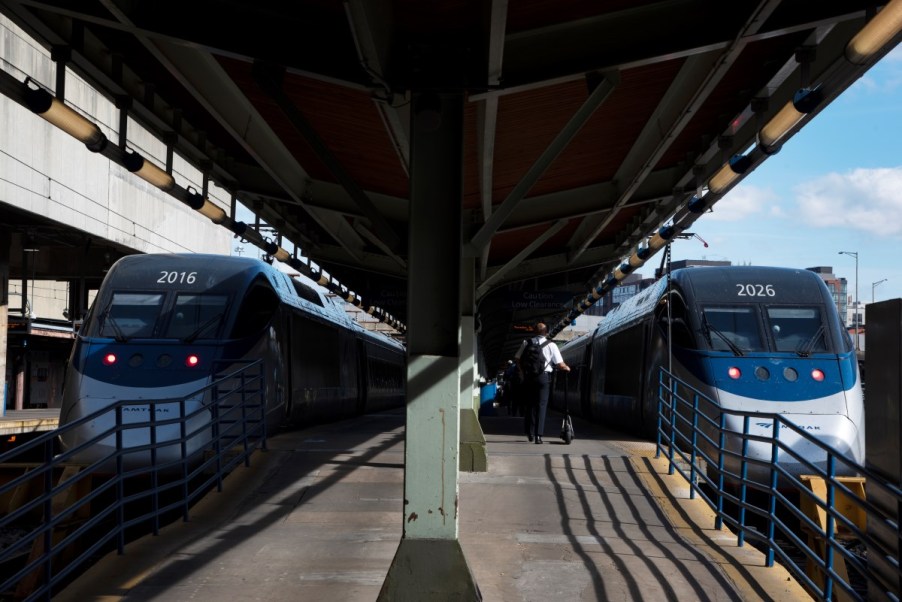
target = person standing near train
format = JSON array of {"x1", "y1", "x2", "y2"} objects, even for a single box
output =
[{"x1": 515, "y1": 322, "x2": 570, "y2": 444}]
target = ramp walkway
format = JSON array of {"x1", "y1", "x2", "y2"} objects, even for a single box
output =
[{"x1": 57, "y1": 409, "x2": 808, "y2": 601}]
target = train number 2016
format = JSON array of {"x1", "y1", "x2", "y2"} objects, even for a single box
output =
[
  {"x1": 158, "y1": 271, "x2": 197, "y2": 284},
  {"x1": 736, "y1": 283, "x2": 775, "y2": 297}
]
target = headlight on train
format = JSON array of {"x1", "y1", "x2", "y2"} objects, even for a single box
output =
[
  {"x1": 102, "y1": 353, "x2": 117, "y2": 366},
  {"x1": 811, "y1": 368, "x2": 825, "y2": 382},
  {"x1": 185, "y1": 354, "x2": 200, "y2": 368},
  {"x1": 728, "y1": 367, "x2": 741, "y2": 379}
]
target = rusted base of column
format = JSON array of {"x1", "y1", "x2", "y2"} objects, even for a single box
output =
[{"x1": 378, "y1": 538, "x2": 481, "y2": 601}]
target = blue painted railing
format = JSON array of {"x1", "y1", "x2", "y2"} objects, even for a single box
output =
[
  {"x1": 0, "y1": 360, "x2": 267, "y2": 601},
  {"x1": 655, "y1": 368, "x2": 901, "y2": 602}
]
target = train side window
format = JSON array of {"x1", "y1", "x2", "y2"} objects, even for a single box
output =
[
  {"x1": 669, "y1": 318, "x2": 696, "y2": 349},
  {"x1": 231, "y1": 285, "x2": 279, "y2": 338},
  {"x1": 658, "y1": 296, "x2": 697, "y2": 349},
  {"x1": 292, "y1": 281, "x2": 324, "y2": 306}
]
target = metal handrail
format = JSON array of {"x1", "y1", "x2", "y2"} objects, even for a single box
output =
[
  {"x1": 0, "y1": 360, "x2": 267, "y2": 601},
  {"x1": 655, "y1": 368, "x2": 901, "y2": 601}
]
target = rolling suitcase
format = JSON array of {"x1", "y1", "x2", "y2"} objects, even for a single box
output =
[{"x1": 560, "y1": 375, "x2": 575, "y2": 444}]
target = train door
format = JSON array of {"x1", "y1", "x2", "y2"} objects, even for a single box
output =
[
  {"x1": 602, "y1": 324, "x2": 646, "y2": 432},
  {"x1": 589, "y1": 334, "x2": 606, "y2": 421},
  {"x1": 577, "y1": 342, "x2": 592, "y2": 419},
  {"x1": 648, "y1": 292, "x2": 699, "y2": 439},
  {"x1": 639, "y1": 314, "x2": 672, "y2": 439},
  {"x1": 356, "y1": 339, "x2": 368, "y2": 415}
]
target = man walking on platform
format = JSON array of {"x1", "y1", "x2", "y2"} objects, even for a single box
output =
[{"x1": 514, "y1": 322, "x2": 570, "y2": 444}]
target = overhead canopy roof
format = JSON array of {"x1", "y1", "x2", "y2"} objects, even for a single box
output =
[{"x1": 1, "y1": 0, "x2": 899, "y2": 373}]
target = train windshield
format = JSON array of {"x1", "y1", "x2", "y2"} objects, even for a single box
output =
[
  {"x1": 90, "y1": 292, "x2": 228, "y2": 341},
  {"x1": 98, "y1": 293, "x2": 164, "y2": 339},
  {"x1": 765, "y1": 306, "x2": 828, "y2": 354},
  {"x1": 700, "y1": 305, "x2": 830, "y2": 354},
  {"x1": 164, "y1": 294, "x2": 228, "y2": 341},
  {"x1": 701, "y1": 306, "x2": 764, "y2": 353}
]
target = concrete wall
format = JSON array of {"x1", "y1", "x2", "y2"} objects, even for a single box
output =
[
  {"x1": 0, "y1": 15, "x2": 233, "y2": 258},
  {"x1": 0, "y1": 16, "x2": 234, "y2": 409}
]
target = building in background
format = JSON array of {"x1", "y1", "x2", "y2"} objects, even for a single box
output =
[{"x1": 806, "y1": 266, "x2": 849, "y2": 325}]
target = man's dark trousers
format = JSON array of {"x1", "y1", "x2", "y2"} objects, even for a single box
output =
[{"x1": 524, "y1": 372, "x2": 550, "y2": 438}]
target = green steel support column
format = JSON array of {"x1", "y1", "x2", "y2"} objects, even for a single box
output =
[
  {"x1": 459, "y1": 258, "x2": 487, "y2": 472},
  {"x1": 378, "y1": 90, "x2": 480, "y2": 600}
]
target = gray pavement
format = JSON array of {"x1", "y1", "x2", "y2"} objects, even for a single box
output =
[{"x1": 57, "y1": 408, "x2": 809, "y2": 601}]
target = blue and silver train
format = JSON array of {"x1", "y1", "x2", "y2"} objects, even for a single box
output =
[
  {"x1": 58, "y1": 253, "x2": 406, "y2": 467},
  {"x1": 551, "y1": 265, "x2": 864, "y2": 482}
]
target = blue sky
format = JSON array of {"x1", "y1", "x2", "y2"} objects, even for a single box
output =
[{"x1": 669, "y1": 46, "x2": 902, "y2": 306}]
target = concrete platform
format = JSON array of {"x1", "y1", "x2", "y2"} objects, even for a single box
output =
[
  {"x1": 0, "y1": 409, "x2": 60, "y2": 436},
  {"x1": 56, "y1": 408, "x2": 809, "y2": 601}
]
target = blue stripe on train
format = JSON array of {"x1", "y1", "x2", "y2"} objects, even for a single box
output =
[
  {"x1": 671, "y1": 347, "x2": 856, "y2": 402},
  {"x1": 74, "y1": 339, "x2": 251, "y2": 388}
]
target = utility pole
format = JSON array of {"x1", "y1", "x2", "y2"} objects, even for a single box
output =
[{"x1": 839, "y1": 251, "x2": 859, "y2": 351}]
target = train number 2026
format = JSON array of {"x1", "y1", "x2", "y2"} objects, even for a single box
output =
[
  {"x1": 736, "y1": 283, "x2": 775, "y2": 297},
  {"x1": 158, "y1": 271, "x2": 198, "y2": 284}
]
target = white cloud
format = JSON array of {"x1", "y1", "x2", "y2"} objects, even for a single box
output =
[
  {"x1": 794, "y1": 167, "x2": 902, "y2": 236},
  {"x1": 768, "y1": 204, "x2": 788, "y2": 218},
  {"x1": 704, "y1": 184, "x2": 779, "y2": 222}
]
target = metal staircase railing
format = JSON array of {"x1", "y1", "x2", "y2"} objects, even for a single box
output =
[
  {"x1": 655, "y1": 368, "x2": 901, "y2": 601},
  {"x1": 0, "y1": 359, "x2": 267, "y2": 601}
]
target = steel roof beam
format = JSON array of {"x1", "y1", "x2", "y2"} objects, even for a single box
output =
[
  {"x1": 475, "y1": 0, "x2": 508, "y2": 282},
  {"x1": 567, "y1": 1, "x2": 784, "y2": 264},
  {"x1": 466, "y1": 71, "x2": 618, "y2": 256},
  {"x1": 344, "y1": 0, "x2": 411, "y2": 176}
]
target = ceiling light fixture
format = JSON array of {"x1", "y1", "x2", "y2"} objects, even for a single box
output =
[
  {"x1": 846, "y1": 0, "x2": 902, "y2": 64},
  {"x1": 123, "y1": 150, "x2": 175, "y2": 191},
  {"x1": 24, "y1": 81, "x2": 107, "y2": 152},
  {"x1": 758, "y1": 88, "x2": 823, "y2": 150}
]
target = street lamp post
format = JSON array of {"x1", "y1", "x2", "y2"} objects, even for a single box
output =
[
  {"x1": 839, "y1": 251, "x2": 859, "y2": 351},
  {"x1": 872, "y1": 278, "x2": 888, "y2": 303}
]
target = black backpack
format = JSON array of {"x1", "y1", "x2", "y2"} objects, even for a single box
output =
[{"x1": 520, "y1": 337, "x2": 547, "y2": 379}]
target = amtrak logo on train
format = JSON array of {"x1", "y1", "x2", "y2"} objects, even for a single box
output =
[{"x1": 756, "y1": 422, "x2": 820, "y2": 430}]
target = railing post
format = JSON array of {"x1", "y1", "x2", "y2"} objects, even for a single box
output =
[
  {"x1": 150, "y1": 401, "x2": 160, "y2": 536},
  {"x1": 116, "y1": 405, "x2": 125, "y2": 554},
  {"x1": 259, "y1": 367, "x2": 268, "y2": 451},
  {"x1": 738, "y1": 416, "x2": 750, "y2": 548},
  {"x1": 42, "y1": 436, "x2": 54, "y2": 591},
  {"x1": 668, "y1": 375, "x2": 677, "y2": 476},
  {"x1": 825, "y1": 454, "x2": 836, "y2": 601},
  {"x1": 766, "y1": 418, "x2": 779, "y2": 568},
  {"x1": 180, "y1": 398, "x2": 189, "y2": 522},
  {"x1": 240, "y1": 384, "x2": 250, "y2": 467},
  {"x1": 689, "y1": 393, "x2": 699, "y2": 499},
  {"x1": 655, "y1": 368, "x2": 663, "y2": 459},
  {"x1": 212, "y1": 384, "x2": 223, "y2": 493},
  {"x1": 715, "y1": 413, "x2": 726, "y2": 530}
]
